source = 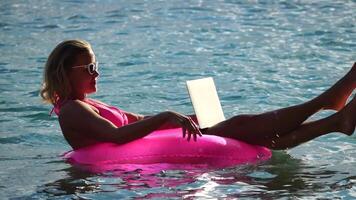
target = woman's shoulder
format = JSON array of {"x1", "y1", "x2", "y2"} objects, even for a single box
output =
[{"x1": 59, "y1": 99, "x2": 99, "y2": 117}]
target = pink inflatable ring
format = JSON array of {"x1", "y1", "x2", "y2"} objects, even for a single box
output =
[{"x1": 63, "y1": 128, "x2": 272, "y2": 168}]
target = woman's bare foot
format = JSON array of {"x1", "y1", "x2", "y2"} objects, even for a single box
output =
[
  {"x1": 315, "y1": 62, "x2": 356, "y2": 111},
  {"x1": 337, "y1": 95, "x2": 356, "y2": 136}
]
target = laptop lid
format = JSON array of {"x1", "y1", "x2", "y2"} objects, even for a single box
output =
[{"x1": 186, "y1": 77, "x2": 225, "y2": 129}]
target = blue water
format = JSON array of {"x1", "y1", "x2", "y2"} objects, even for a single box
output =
[{"x1": 0, "y1": 0, "x2": 355, "y2": 199}]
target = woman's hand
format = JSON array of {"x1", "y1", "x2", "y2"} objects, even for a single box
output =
[{"x1": 164, "y1": 111, "x2": 202, "y2": 141}]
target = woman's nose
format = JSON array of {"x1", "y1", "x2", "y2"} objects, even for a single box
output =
[{"x1": 93, "y1": 70, "x2": 99, "y2": 77}]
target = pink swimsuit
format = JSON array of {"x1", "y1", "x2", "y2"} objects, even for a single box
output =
[
  {"x1": 53, "y1": 98, "x2": 131, "y2": 127},
  {"x1": 83, "y1": 99, "x2": 130, "y2": 127}
]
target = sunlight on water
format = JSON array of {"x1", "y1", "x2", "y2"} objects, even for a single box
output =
[{"x1": 0, "y1": 0, "x2": 355, "y2": 199}]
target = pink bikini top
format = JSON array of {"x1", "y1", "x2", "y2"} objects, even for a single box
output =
[{"x1": 52, "y1": 98, "x2": 130, "y2": 127}]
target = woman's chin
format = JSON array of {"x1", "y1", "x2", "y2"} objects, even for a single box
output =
[{"x1": 86, "y1": 88, "x2": 97, "y2": 94}]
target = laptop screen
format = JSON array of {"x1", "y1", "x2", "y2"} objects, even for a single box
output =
[{"x1": 186, "y1": 77, "x2": 225, "y2": 129}]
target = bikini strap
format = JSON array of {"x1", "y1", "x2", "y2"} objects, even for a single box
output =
[{"x1": 50, "y1": 100, "x2": 68, "y2": 116}]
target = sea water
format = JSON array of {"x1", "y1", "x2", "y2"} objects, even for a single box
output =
[{"x1": 0, "y1": 0, "x2": 355, "y2": 199}]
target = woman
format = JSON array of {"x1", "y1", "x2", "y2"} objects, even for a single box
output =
[{"x1": 41, "y1": 39, "x2": 355, "y2": 150}]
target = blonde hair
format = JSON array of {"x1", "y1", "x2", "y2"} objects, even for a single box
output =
[{"x1": 40, "y1": 39, "x2": 92, "y2": 105}]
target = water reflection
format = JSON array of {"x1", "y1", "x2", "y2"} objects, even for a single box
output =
[
  {"x1": 37, "y1": 167, "x2": 96, "y2": 198},
  {"x1": 33, "y1": 151, "x2": 355, "y2": 199},
  {"x1": 221, "y1": 151, "x2": 345, "y2": 199},
  {"x1": 37, "y1": 164, "x2": 205, "y2": 199}
]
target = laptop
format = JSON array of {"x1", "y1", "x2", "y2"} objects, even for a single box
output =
[{"x1": 186, "y1": 77, "x2": 225, "y2": 129}]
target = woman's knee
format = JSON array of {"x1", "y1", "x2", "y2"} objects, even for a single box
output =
[
  {"x1": 226, "y1": 114, "x2": 258, "y2": 130},
  {"x1": 229, "y1": 114, "x2": 256, "y2": 125},
  {"x1": 204, "y1": 114, "x2": 256, "y2": 137}
]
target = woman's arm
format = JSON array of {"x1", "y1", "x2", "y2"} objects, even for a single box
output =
[
  {"x1": 122, "y1": 111, "x2": 145, "y2": 123},
  {"x1": 153, "y1": 114, "x2": 199, "y2": 130},
  {"x1": 59, "y1": 101, "x2": 202, "y2": 146},
  {"x1": 125, "y1": 112, "x2": 197, "y2": 124},
  {"x1": 123, "y1": 109, "x2": 198, "y2": 129}
]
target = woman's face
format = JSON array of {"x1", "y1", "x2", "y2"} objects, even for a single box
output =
[{"x1": 68, "y1": 50, "x2": 99, "y2": 99}]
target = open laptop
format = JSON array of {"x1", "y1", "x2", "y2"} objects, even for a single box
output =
[{"x1": 186, "y1": 77, "x2": 225, "y2": 129}]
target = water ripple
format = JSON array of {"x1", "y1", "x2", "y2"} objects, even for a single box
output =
[
  {"x1": 67, "y1": 14, "x2": 89, "y2": 21},
  {"x1": 1, "y1": 0, "x2": 355, "y2": 199},
  {"x1": 106, "y1": 9, "x2": 128, "y2": 18}
]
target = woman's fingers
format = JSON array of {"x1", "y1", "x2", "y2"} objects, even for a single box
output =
[
  {"x1": 188, "y1": 117, "x2": 203, "y2": 140},
  {"x1": 189, "y1": 117, "x2": 202, "y2": 137},
  {"x1": 186, "y1": 120, "x2": 202, "y2": 142},
  {"x1": 187, "y1": 131, "x2": 192, "y2": 141},
  {"x1": 167, "y1": 111, "x2": 202, "y2": 141},
  {"x1": 182, "y1": 126, "x2": 187, "y2": 138}
]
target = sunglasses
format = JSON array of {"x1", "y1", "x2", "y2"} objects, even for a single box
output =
[{"x1": 72, "y1": 62, "x2": 99, "y2": 75}]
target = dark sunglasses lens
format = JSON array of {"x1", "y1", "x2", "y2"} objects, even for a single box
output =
[{"x1": 88, "y1": 64, "x2": 95, "y2": 74}]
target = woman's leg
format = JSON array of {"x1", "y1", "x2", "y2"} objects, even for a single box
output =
[
  {"x1": 263, "y1": 95, "x2": 356, "y2": 150},
  {"x1": 205, "y1": 62, "x2": 355, "y2": 144}
]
